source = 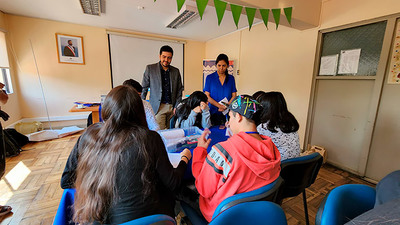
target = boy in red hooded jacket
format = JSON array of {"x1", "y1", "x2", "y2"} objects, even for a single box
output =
[{"x1": 192, "y1": 95, "x2": 281, "y2": 222}]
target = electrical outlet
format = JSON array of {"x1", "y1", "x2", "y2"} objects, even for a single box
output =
[{"x1": 237, "y1": 69, "x2": 240, "y2": 75}]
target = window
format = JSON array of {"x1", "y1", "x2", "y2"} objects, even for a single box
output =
[{"x1": 0, "y1": 31, "x2": 13, "y2": 94}]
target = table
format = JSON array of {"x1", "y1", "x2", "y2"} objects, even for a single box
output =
[
  {"x1": 69, "y1": 105, "x2": 100, "y2": 123},
  {"x1": 168, "y1": 126, "x2": 229, "y2": 178}
]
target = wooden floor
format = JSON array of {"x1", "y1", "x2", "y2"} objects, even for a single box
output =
[{"x1": 0, "y1": 131, "x2": 374, "y2": 225}]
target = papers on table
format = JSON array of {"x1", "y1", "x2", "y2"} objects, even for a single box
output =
[{"x1": 168, "y1": 153, "x2": 181, "y2": 168}]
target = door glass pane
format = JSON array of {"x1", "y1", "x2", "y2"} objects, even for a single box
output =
[{"x1": 320, "y1": 21, "x2": 387, "y2": 76}]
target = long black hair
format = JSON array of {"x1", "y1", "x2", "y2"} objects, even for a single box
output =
[
  {"x1": 74, "y1": 85, "x2": 153, "y2": 223},
  {"x1": 258, "y1": 91, "x2": 299, "y2": 133},
  {"x1": 175, "y1": 91, "x2": 208, "y2": 127}
]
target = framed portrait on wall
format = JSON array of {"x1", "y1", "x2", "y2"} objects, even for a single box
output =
[{"x1": 55, "y1": 33, "x2": 85, "y2": 64}]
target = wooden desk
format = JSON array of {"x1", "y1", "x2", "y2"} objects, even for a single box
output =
[{"x1": 69, "y1": 105, "x2": 100, "y2": 123}]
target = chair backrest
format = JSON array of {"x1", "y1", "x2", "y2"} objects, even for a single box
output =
[
  {"x1": 119, "y1": 214, "x2": 176, "y2": 225},
  {"x1": 53, "y1": 188, "x2": 76, "y2": 225},
  {"x1": 278, "y1": 152, "x2": 323, "y2": 200},
  {"x1": 212, "y1": 176, "x2": 284, "y2": 219},
  {"x1": 315, "y1": 184, "x2": 376, "y2": 225},
  {"x1": 209, "y1": 201, "x2": 287, "y2": 225}
]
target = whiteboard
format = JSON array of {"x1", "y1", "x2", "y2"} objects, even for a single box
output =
[{"x1": 108, "y1": 34, "x2": 184, "y2": 88}]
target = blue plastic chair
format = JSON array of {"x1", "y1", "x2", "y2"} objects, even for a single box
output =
[
  {"x1": 119, "y1": 214, "x2": 176, "y2": 225},
  {"x1": 181, "y1": 177, "x2": 284, "y2": 225},
  {"x1": 276, "y1": 152, "x2": 323, "y2": 225},
  {"x1": 315, "y1": 184, "x2": 376, "y2": 225},
  {"x1": 53, "y1": 189, "x2": 176, "y2": 225},
  {"x1": 53, "y1": 188, "x2": 76, "y2": 225},
  {"x1": 208, "y1": 201, "x2": 287, "y2": 225}
]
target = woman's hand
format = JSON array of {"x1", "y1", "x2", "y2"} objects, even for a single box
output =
[
  {"x1": 217, "y1": 104, "x2": 227, "y2": 112},
  {"x1": 180, "y1": 148, "x2": 192, "y2": 164},
  {"x1": 197, "y1": 129, "x2": 211, "y2": 149}
]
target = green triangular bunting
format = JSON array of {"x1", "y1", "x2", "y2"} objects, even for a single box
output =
[
  {"x1": 259, "y1": 9, "x2": 269, "y2": 29},
  {"x1": 214, "y1": 0, "x2": 227, "y2": 25},
  {"x1": 272, "y1": 8, "x2": 281, "y2": 29},
  {"x1": 245, "y1": 7, "x2": 256, "y2": 30},
  {"x1": 230, "y1": 4, "x2": 243, "y2": 29},
  {"x1": 196, "y1": 0, "x2": 209, "y2": 20},
  {"x1": 177, "y1": 0, "x2": 185, "y2": 12},
  {"x1": 284, "y1": 7, "x2": 292, "y2": 25}
]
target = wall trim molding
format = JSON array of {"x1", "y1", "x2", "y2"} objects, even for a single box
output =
[{"x1": 6, "y1": 114, "x2": 88, "y2": 128}]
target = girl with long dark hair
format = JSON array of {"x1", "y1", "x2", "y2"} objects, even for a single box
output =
[
  {"x1": 175, "y1": 91, "x2": 211, "y2": 129},
  {"x1": 257, "y1": 91, "x2": 300, "y2": 160},
  {"x1": 63, "y1": 85, "x2": 191, "y2": 224}
]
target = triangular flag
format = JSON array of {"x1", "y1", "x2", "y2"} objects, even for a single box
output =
[
  {"x1": 272, "y1": 8, "x2": 281, "y2": 29},
  {"x1": 196, "y1": 0, "x2": 209, "y2": 20},
  {"x1": 284, "y1": 7, "x2": 292, "y2": 25},
  {"x1": 259, "y1": 9, "x2": 269, "y2": 29},
  {"x1": 230, "y1": 4, "x2": 243, "y2": 29},
  {"x1": 245, "y1": 7, "x2": 256, "y2": 31},
  {"x1": 177, "y1": 0, "x2": 186, "y2": 12},
  {"x1": 214, "y1": 0, "x2": 227, "y2": 26}
]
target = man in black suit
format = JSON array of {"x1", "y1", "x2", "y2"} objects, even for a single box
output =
[
  {"x1": 63, "y1": 40, "x2": 76, "y2": 57},
  {"x1": 141, "y1": 45, "x2": 183, "y2": 129}
]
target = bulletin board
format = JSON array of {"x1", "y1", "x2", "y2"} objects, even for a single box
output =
[{"x1": 387, "y1": 20, "x2": 400, "y2": 84}]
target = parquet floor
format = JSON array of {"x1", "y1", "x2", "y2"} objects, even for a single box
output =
[{"x1": 0, "y1": 131, "x2": 374, "y2": 225}]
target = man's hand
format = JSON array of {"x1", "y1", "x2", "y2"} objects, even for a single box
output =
[{"x1": 197, "y1": 129, "x2": 211, "y2": 149}]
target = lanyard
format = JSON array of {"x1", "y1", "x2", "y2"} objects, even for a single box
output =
[{"x1": 245, "y1": 131, "x2": 259, "y2": 134}]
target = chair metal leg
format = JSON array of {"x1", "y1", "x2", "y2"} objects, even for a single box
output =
[{"x1": 302, "y1": 190, "x2": 309, "y2": 225}]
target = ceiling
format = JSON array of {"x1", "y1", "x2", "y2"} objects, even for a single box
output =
[{"x1": 0, "y1": 0, "x2": 321, "y2": 42}]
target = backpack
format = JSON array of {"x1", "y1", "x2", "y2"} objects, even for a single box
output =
[{"x1": 2, "y1": 128, "x2": 29, "y2": 157}]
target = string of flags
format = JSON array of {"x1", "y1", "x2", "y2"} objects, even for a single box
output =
[{"x1": 156, "y1": 0, "x2": 293, "y2": 30}]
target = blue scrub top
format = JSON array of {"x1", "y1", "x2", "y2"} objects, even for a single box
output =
[{"x1": 203, "y1": 71, "x2": 237, "y2": 115}]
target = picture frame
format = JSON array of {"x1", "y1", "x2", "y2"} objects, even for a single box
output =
[{"x1": 55, "y1": 33, "x2": 85, "y2": 64}]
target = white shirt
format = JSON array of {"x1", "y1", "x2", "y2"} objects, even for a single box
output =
[
  {"x1": 143, "y1": 100, "x2": 159, "y2": 131},
  {"x1": 257, "y1": 122, "x2": 300, "y2": 161}
]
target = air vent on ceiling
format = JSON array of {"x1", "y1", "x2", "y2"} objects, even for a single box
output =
[
  {"x1": 166, "y1": 5, "x2": 198, "y2": 29},
  {"x1": 80, "y1": 0, "x2": 102, "y2": 15}
]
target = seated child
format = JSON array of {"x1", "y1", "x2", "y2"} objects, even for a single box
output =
[
  {"x1": 190, "y1": 95, "x2": 281, "y2": 221},
  {"x1": 175, "y1": 91, "x2": 211, "y2": 129}
]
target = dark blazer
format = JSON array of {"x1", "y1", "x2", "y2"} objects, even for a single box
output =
[{"x1": 141, "y1": 62, "x2": 183, "y2": 114}]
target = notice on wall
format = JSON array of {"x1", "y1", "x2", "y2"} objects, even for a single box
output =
[
  {"x1": 388, "y1": 20, "x2": 400, "y2": 84},
  {"x1": 319, "y1": 54, "x2": 339, "y2": 76},
  {"x1": 338, "y1": 49, "x2": 361, "y2": 74}
]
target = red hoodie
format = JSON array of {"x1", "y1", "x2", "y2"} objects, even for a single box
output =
[{"x1": 192, "y1": 132, "x2": 281, "y2": 222}]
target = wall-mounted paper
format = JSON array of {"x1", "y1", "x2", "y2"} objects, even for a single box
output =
[
  {"x1": 319, "y1": 54, "x2": 338, "y2": 75},
  {"x1": 338, "y1": 49, "x2": 361, "y2": 74}
]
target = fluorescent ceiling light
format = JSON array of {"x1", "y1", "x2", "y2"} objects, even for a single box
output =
[
  {"x1": 80, "y1": 0, "x2": 101, "y2": 16},
  {"x1": 166, "y1": 5, "x2": 198, "y2": 29}
]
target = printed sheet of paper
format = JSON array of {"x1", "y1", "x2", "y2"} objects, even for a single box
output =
[
  {"x1": 319, "y1": 54, "x2": 338, "y2": 75},
  {"x1": 338, "y1": 49, "x2": 361, "y2": 74},
  {"x1": 218, "y1": 97, "x2": 229, "y2": 115}
]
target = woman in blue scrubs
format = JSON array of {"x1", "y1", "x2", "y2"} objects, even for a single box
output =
[{"x1": 204, "y1": 54, "x2": 237, "y2": 126}]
